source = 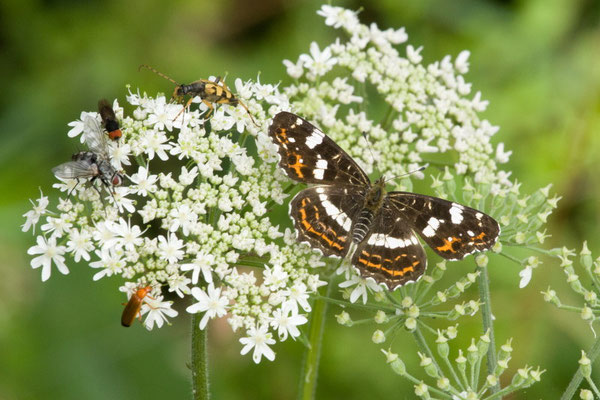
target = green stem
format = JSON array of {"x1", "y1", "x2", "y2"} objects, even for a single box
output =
[
  {"x1": 298, "y1": 276, "x2": 334, "y2": 400},
  {"x1": 477, "y1": 263, "x2": 500, "y2": 394},
  {"x1": 412, "y1": 322, "x2": 443, "y2": 376},
  {"x1": 191, "y1": 314, "x2": 209, "y2": 400},
  {"x1": 561, "y1": 336, "x2": 600, "y2": 400}
]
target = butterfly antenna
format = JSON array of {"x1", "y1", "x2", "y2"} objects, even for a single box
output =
[
  {"x1": 138, "y1": 64, "x2": 179, "y2": 85},
  {"x1": 385, "y1": 164, "x2": 429, "y2": 184},
  {"x1": 362, "y1": 131, "x2": 382, "y2": 175}
]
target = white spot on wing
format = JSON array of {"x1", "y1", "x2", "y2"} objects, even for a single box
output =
[
  {"x1": 467, "y1": 230, "x2": 474, "y2": 237},
  {"x1": 316, "y1": 159, "x2": 328, "y2": 169},
  {"x1": 305, "y1": 130, "x2": 324, "y2": 149},
  {"x1": 313, "y1": 169, "x2": 324, "y2": 179},
  {"x1": 450, "y1": 204, "x2": 464, "y2": 224},
  {"x1": 316, "y1": 187, "x2": 325, "y2": 194},
  {"x1": 288, "y1": 137, "x2": 295, "y2": 143},
  {"x1": 422, "y1": 225, "x2": 435, "y2": 237},
  {"x1": 296, "y1": 118, "x2": 303, "y2": 125}
]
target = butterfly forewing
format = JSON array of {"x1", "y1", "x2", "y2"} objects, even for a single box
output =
[
  {"x1": 351, "y1": 204, "x2": 427, "y2": 289},
  {"x1": 269, "y1": 112, "x2": 370, "y2": 186},
  {"x1": 387, "y1": 193, "x2": 500, "y2": 260},
  {"x1": 291, "y1": 185, "x2": 367, "y2": 258}
]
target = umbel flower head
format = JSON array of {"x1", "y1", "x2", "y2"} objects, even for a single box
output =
[{"x1": 23, "y1": 5, "x2": 534, "y2": 363}]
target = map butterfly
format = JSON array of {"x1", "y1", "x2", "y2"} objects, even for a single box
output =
[{"x1": 268, "y1": 111, "x2": 500, "y2": 289}]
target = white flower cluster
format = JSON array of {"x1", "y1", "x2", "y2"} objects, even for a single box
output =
[
  {"x1": 284, "y1": 5, "x2": 512, "y2": 193},
  {"x1": 23, "y1": 80, "x2": 325, "y2": 363}
]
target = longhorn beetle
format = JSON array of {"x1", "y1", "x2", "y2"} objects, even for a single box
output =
[{"x1": 139, "y1": 64, "x2": 258, "y2": 126}]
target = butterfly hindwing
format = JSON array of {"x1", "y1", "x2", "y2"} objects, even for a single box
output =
[
  {"x1": 269, "y1": 112, "x2": 370, "y2": 186},
  {"x1": 290, "y1": 185, "x2": 367, "y2": 258},
  {"x1": 351, "y1": 204, "x2": 427, "y2": 289},
  {"x1": 387, "y1": 193, "x2": 500, "y2": 260}
]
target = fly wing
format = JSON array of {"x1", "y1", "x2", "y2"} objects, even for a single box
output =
[
  {"x1": 83, "y1": 117, "x2": 111, "y2": 158},
  {"x1": 52, "y1": 160, "x2": 98, "y2": 180}
]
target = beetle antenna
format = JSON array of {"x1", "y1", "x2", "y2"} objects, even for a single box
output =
[{"x1": 138, "y1": 64, "x2": 179, "y2": 85}]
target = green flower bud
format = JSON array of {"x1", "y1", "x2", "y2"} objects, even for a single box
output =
[
  {"x1": 456, "y1": 350, "x2": 467, "y2": 373},
  {"x1": 418, "y1": 352, "x2": 439, "y2": 378},
  {"x1": 436, "y1": 377, "x2": 450, "y2": 390},
  {"x1": 580, "y1": 241, "x2": 593, "y2": 270},
  {"x1": 405, "y1": 317, "x2": 417, "y2": 331},
  {"x1": 581, "y1": 306, "x2": 594, "y2": 321},
  {"x1": 372, "y1": 329, "x2": 385, "y2": 344},
  {"x1": 467, "y1": 339, "x2": 479, "y2": 365},
  {"x1": 407, "y1": 304, "x2": 420, "y2": 318},
  {"x1": 374, "y1": 310, "x2": 388, "y2": 324},
  {"x1": 475, "y1": 253, "x2": 488, "y2": 267},
  {"x1": 511, "y1": 366, "x2": 530, "y2": 387},
  {"x1": 446, "y1": 325, "x2": 458, "y2": 339},
  {"x1": 579, "y1": 351, "x2": 592, "y2": 378},
  {"x1": 414, "y1": 382, "x2": 429, "y2": 398},
  {"x1": 486, "y1": 374, "x2": 497, "y2": 387},
  {"x1": 336, "y1": 311, "x2": 352, "y2": 326},
  {"x1": 580, "y1": 389, "x2": 593, "y2": 400},
  {"x1": 402, "y1": 296, "x2": 414, "y2": 308}
]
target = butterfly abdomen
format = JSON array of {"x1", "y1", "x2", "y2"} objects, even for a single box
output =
[{"x1": 352, "y1": 209, "x2": 374, "y2": 243}]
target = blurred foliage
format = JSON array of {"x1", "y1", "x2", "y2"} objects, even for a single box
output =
[{"x1": 1, "y1": 0, "x2": 599, "y2": 398}]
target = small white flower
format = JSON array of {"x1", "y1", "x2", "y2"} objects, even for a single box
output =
[
  {"x1": 519, "y1": 266, "x2": 533, "y2": 288},
  {"x1": 495, "y1": 142, "x2": 512, "y2": 164},
  {"x1": 66, "y1": 228, "x2": 94, "y2": 262},
  {"x1": 167, "y1": 274, "x2": 192, "y2": 298},
  {"x1": 339, "y1": 275, "x2": 382, "y2": 304},
  {"x1": 186, "y1": 284, "x2": 229, "y2": 329},
  {"x1": 283, "y1": 58, "x2": 304, "y2": 79},
  {"x1": 142, "y1": 296, "x2": 178, "y2": 330},
  {"x1": 22, "y1": 190, "x2": 49, "y2": 233},
  {"x1": 282, "y1": 282, "x2": 312, "y2": 313},
  {"x1": 67, "y1": 112, "x2": 99, "y2": 143},
  {"x1": 89, "y1": 248, "x2": 125, "y2": 281},
  {"x1": 129, "y1": 166, "x2": 158, "y2": 196},
  {"x1": 317, "y1": 5, "x2": 359, "y2": 31},
  {"x1": 141, "y1": 130, "x2": 172, "y2": 161},
  {"x1": 239, "y1": 324, "x2": 276, "y2": 363},
  {"x1": 108, "y1": 218, "x2": 144, "y2": 252},
  {"x1": 27, "y1": 236, "x2": 68, "y2": 282},
  {"x1": 406, "y1": 45, "x2": 423, "y2": 64},
  {"x1": 157, "y1": 233, "x2": 185, "y2": 264},
  {"x1": 270, "y1": 305, "x2": 307, "y2": 341},
  {"x1": 180, "y1": 251, "x2": 215, "y2": 284},
  {"x1": 169, "y1": 204, "x2": 198, "y2": 235},
  {"x1": 454, "y1": 50, "x2": 471, "y2": 74},
  {"x1": 299, "y1": 42, "x2": 337, "y2": 78},
  {"x1": 109, "y1": 142, "x2": 131, "y2": 169}
]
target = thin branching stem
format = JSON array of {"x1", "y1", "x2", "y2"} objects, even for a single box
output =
[
  {"x1": 561, "y1": 336, "x2": 600, "y2": 400},
  {"x1": 476, "y1": 262, "x2": 500, "y2": 394}
]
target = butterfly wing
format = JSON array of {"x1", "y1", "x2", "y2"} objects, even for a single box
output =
[
  {"x1": 387, "y1": 193, "x2": 500, "y2": 260},
  {"x1": 290, "y1": 185, "x2": 367, "y2": 258},
  {"x1": 351, "y1": 203, "x2": 427, "y2": 289},
  {"x1": 268, "y1": 112, "x2": 370, "y2": 186}
]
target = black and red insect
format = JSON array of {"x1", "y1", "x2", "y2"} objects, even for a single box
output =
[{"x1": 98, "y1": 99, "x2": 122, "y2": 141}]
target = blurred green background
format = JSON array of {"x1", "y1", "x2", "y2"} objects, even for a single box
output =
[{"x1": 1, "y1": 0, "x2": 599, "y2": 398}]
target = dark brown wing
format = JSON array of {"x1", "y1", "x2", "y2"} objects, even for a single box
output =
[
  {"x1": 351, "y1": 203, "x2": 427, "y2": 289},
  {"x1": 387, "y1": 192, "x2": 500, "y2": 260},
  {"x1": 290, "y1": 185, "x2": 366, "y2": 258},
  {"x1": 268, "y1": 112, "x2": 370, "y2": 186}
]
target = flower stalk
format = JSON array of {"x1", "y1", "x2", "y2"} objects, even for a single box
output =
[{"x1": 191, "y1": 314, "x2": 209, "y2": 400}]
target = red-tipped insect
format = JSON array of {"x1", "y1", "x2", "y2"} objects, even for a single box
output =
[
  {"x1": 98, "y1": 99, "x2": 122, "y2": 141},
  {"x1": 121, "y1": 286, "x2": 153, "y2": 327}
]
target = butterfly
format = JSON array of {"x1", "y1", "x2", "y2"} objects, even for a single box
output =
[{"x1": 268, "y1": 111, "x2": 500, "y2": 289}]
